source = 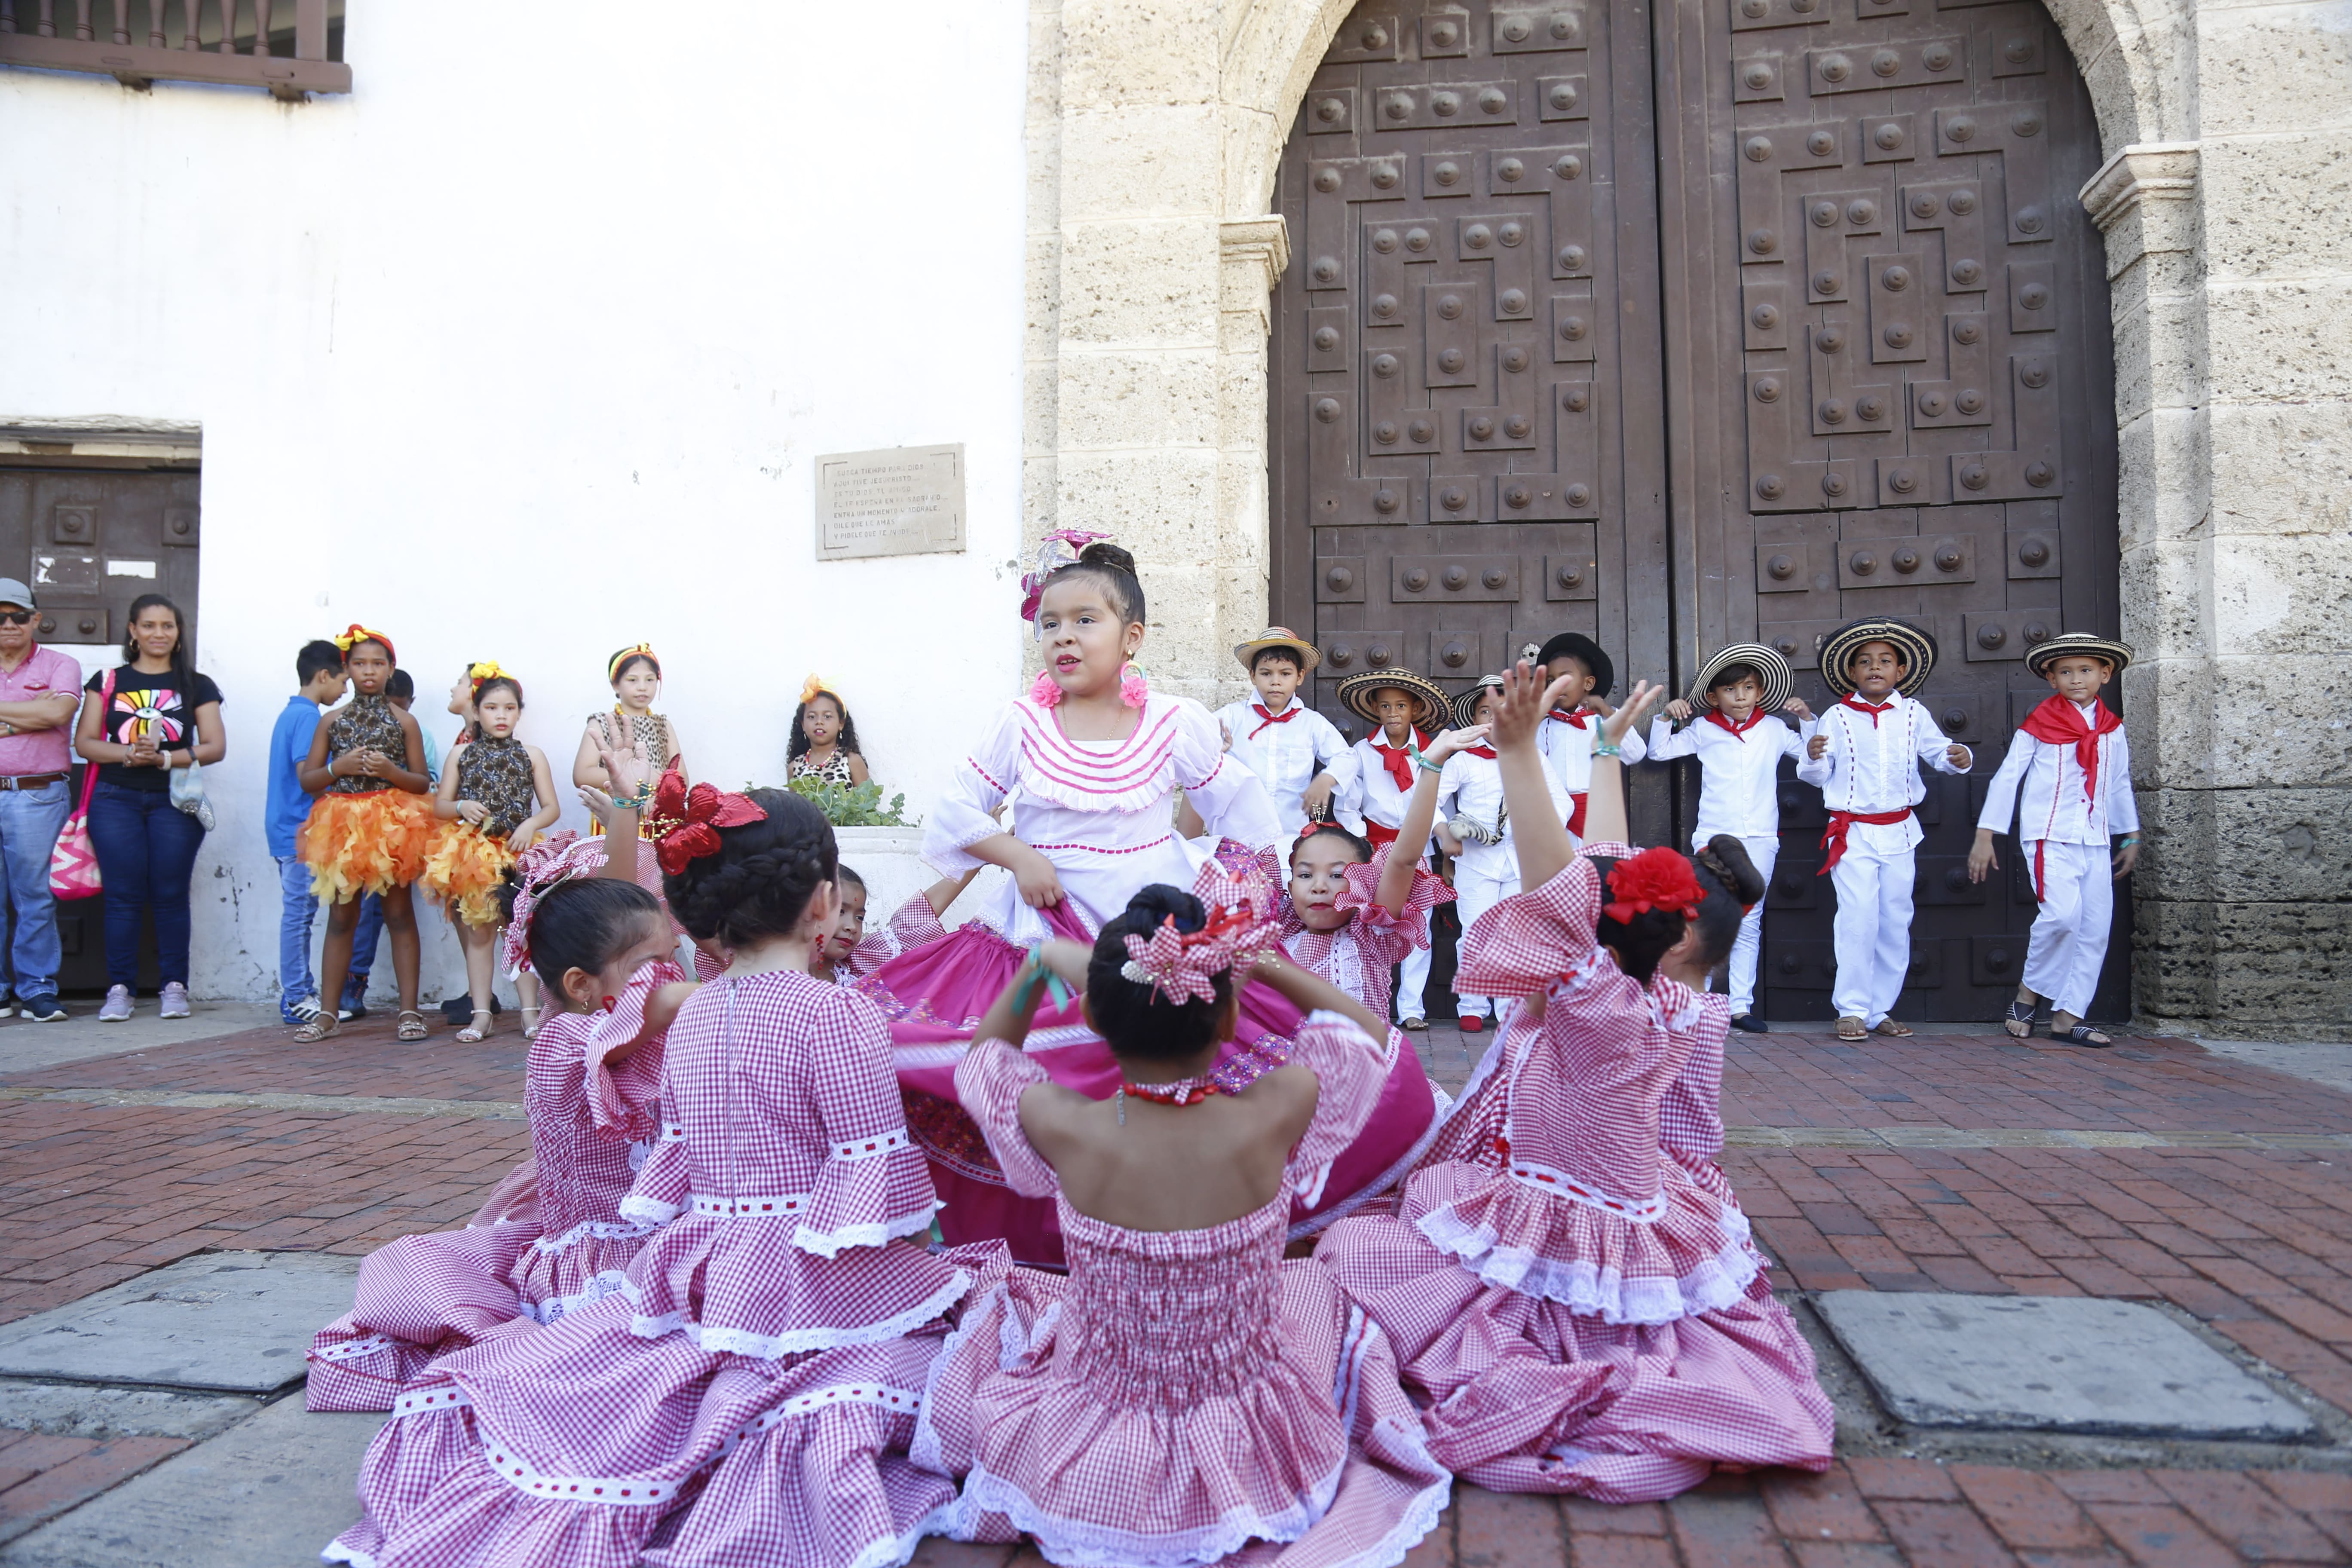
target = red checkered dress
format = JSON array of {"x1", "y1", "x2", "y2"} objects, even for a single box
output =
[
  {"x1": 306, "y1": 961, "x2": 684, "y2": 1413},
  {"x1": 912, "y1": 1014, "x2": 1453, "y2": 1566},
  {"x1": 1313, "y1": 851, "x2": 1834, "y2": 1501},
  {"x1": 327, "y1": 969, "x2": 999, "y2": 1568},
  {"x1": 1278, "y1": 842, "x2": 1452, "y2": 1022}
]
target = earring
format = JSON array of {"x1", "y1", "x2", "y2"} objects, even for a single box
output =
[
  {"x1": 1029, "y1": 668, "x2": 1063, "y2": 708},
  {"x1": 1119, "y1": 661, "x2": 1149, "y2": 709}
]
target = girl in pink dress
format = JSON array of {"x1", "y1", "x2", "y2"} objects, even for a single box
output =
[
  {"x1": 1316, "y1": 665, "x2": 1834, "y2": 1503},
  {"x1": 327, "y1": 785, "x2": 998, "y2": 1568},
  {"x1": 916, "y1": 878, "x2": 1451, "y2": 1567},
  {"x1": 306, "y1": 827, "x2": 689, "y2": 1413},
  {"x1": 858, "y1": 534, "x2": 1441, "y2": 1266}
]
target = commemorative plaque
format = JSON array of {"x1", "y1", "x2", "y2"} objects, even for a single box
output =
[{"x1": 813, "y1": 444, "x2": 966, "y2": 561}]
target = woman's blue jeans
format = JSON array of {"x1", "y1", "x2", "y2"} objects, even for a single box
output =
[{"x1": 87, "y1": 779, "x2": 207, "y2": 989}]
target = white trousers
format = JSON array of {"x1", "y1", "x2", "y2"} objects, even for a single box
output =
[
  {"x1": 1704, "y1": 833, "x2": 1779, "y2": 1016},
  {"x1": 2022, "y1": 839, "x2": 2113, "y2": 1018},
  {"x1": 1396, "y1": 941, "x2": 1432, "y2": 1022},
  {"x1": 1828, "y1": 838, "x2": 1916, "y2": 1027},
  {"x1": 1450, "y1": 847, "x2": 1521, "y2": 1020}
]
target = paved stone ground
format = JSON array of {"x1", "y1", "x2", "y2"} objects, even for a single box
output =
[{"x1": 0, "y1": 1011, "x2": 2349, "y2": 1563}]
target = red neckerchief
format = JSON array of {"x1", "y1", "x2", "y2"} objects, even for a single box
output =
[
  {"x1": 1547, "y1": 709, "x2": 1592, "y2": 729},
  {"x1": 2018, "y1": 695, "x2": 2121, "y2": 802},
  {"x1": 1840, "y1": 695, "x2": 1896, "y2": 727},
  {"x1": 1706, "y1": 708, "x2": 1767, "y2": 739},
  {"x1": 1248, "y1": 701, "x2": 1300, "y2": 740},
  {"x1": 1370, "y1": 727, "x2": 1429, "y2": 794},
  {"x1": 1462, "y1": 744, "x2": 1498, "y2": 760}
]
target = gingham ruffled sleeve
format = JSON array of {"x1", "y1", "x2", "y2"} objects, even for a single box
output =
[
  {"x1": 582, "y1": 959, "x2": 687, "y2": 1143},
  {"x1": 1170, "y1": 698, "x2": 1282, "y2": 853},
  {"x1": 953, "y1": 1038, "x2": 1062, "y2": 1199},
  {"x1": 926, "y1": 702, "x2": 1023, "y2": 873},
  {"x1": 1452, "y1": 840, "x2": 1629, "y2": 999},
  {"x1": 616, "y1": 1085, "x2": 689, "y2": 1226},
  {"x1": 1336, "y1": 842, "x2": 1453, "y2": 960},
  {"x1": 1284, "y1": 1010, "x2": 1394, "y2": 1208},
  {"x1": 790, "y1": 994, "x2": 944, "y2": 1258}
]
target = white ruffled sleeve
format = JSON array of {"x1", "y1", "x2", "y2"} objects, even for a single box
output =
[
  {"x1": 953, "y1": 1038, "x2": 1063, "y2": 1199},
  {"x1": 1284, "y1": 1010, "x2": 1394, "y2": 1208},
  {"x1": 1172, "y1": 698, "x2": 1282, "y2": 851},
  {"x1": 925, "y1": 701, "x2": 1022, "y2": 875},
  {"x1": 790, "y1": 993, "x2": 945, "y2": 1257}
]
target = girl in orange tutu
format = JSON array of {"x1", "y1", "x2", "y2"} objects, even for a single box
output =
[
  {"x1": 424, "y1": 664, "x2": 560, "y2": 1042},
  {"x1": 296, "y1": 627, "x2": 435, "y2": 1042}
]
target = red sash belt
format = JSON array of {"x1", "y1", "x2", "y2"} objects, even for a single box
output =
[
  {"x1": 1566, "y1": 792, "x2": 1589, "y2": 839},
  {"x1": 1363, "y1": 821, "x2": 1400, "y2": 849},
  {"x1": 1818, "y1": 807, "x2": 1913, "y2": 873}
]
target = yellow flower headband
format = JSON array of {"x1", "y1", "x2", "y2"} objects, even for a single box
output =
[
  {"x1": 799, "y1": 674, "x2": 839, "y2": 708},
  {"x1": 334, "y1": 624, "x2": 396, "y2": 664},
  {"x1": 469, "y1": 660, "x2": 509, "y2": 694},
  {"x1": 608, "y1": 643, "x2": 658, "y2": 684}
]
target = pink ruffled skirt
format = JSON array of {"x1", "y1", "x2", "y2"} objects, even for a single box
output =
[
  {"x1": 307, "y1": 1223, "x2": 539, "y2": 1413},
  {"x1": 861, "y1": 913, "x2": 1440, "y2": 1269}
]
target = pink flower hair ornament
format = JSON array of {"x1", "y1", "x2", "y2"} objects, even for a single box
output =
[
  {"x1": 1118, "y1": 868, "x2": 1283, "y2": 1006},
  {"x1": 499, "y1": 832, "x2": 604, "y2": 974},
  {"x1": 1018, "y1": 528, "x2": 1114, "y2": 631}
]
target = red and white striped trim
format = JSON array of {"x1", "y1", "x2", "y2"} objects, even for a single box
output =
[
  {"x1": 1506, "y1": 1159, "x2": 1667, "y2": 1223},
  {"x1": 689, "y1": 1191, "x2": 816, "y2": 1218},
  {"x1": 1028, "y1": 834, "x2": 1174, "y2": 857},
  {"x1": 392, "y1": 1385, "x2": 472, "y2": 1417},
  {"x1": 830, "y1": 1127, "x2": 910, "y2": 1161}
]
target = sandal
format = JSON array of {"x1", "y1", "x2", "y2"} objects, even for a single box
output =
[
  {"x1": 1835, "y1": 1016, "x2": 1868, "y2": 1041},
  {"x1": 519, "y1": 1005, "x2": 543, "y2": 1040},
  {"x1": 455, "y1": 1008, "x2": 493, "y2": 1044},
  {"x1": 1872, "y1": 1018, "x2": 1914, "y2": 1037},
  {"x1": 291, "y1": 1014, "x2": 340, "y2": 1043},
  {"x1": 2062, "y1": 1022, "x2": 2114, "y2": 1048},
  {"x1": 2004, "y1": 998, "x2": 2037, "y2": 1039},
  {"x1": 1397, "y1": 1017, "x2": 1428, "y2": 1032},
  {"x1": 397, "y1": 1009, "x2": 430, "y2": 1041}
]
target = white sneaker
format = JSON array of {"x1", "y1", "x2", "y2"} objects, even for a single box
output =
[
  {"x1": 159, "y1": 982, "x2": 192, "y2": 1020},
  {"x1": 98, "y1": 986, "x2": 133, "y2": 1023}
]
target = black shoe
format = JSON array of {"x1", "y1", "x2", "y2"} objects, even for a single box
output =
[
  {"x1": 1730, "y1": 1013, "x2": 1770, "y2": 1033},
  {"x1": 19, "y1": 996, "x2": 67, "y2": 1023}
]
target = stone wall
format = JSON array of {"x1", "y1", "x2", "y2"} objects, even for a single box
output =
[{"x1": 1022, "y1": 0, "x2": 2352, "y2": 1034}]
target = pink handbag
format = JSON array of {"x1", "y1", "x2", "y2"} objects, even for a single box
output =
[{"x1": 49, "y1": 668, "x2": 107, "y2": 900}]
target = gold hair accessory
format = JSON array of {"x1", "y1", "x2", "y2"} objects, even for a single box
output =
[
  {"x1": 469, "y1": 660, "x2": 508, "y2": 691},
  {"x1": 608, "y1": 643, "x2": 657, "y2": 683},
  {"x1": 798, "y1": 674, "x2": 837, "y2": 707}
]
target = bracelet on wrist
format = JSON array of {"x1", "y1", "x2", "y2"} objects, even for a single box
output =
[
  {"x1": 2118, "y1": 836, "x2": 2140, "y2": 847},
  {"x1": 1407, "y1": 744, "x2": 1443, "y2": 776},
  {"x1": 1592, "y1": 742, "x2": 1622, "y2": 758}
]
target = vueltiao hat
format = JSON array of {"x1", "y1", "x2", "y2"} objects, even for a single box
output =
[
  {"x1": 1818, "y1": 616, "x2": 1938, "y2": 697},
  {"x1": 1233, "y1": 626, "x2": 1321, "y2": 674},
  {"x1": 1530, "y1": 632, "x2": 1614, "y2": 698},
  {"x1": 2024, "y1": 631, "x2": 2133, "y2": 679},
  {"x1": 1688, "y1": 642, "x2": 1794, "y2": 715},
  {"x1": 1336, "y1": 668, "x2": 1448, "y2": 729},
  {"x1": 1450, "y1": 673, "x2": 1508, "y2": 732}
]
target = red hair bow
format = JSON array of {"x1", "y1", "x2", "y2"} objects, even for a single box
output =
[
  {"x1": 1603, "y1": 846, "x2": 1705, "y2": 925},
  {"x1": 1120, "y1": 872, "x2": 1282, "y2": 1006},
  {"x1": 644, "y1": 769, "x2": 767, "y2": 876}
]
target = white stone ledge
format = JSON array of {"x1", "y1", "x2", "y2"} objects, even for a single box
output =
[{"x1": 2082, "y1": 141, "x2": 2199, "y2": 228}]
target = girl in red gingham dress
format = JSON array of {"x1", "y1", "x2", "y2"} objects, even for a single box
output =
[
  {"x1": 1315, "y1": 665, "x2": 1834, "y2": 1504},
  {"x1": 914, "y1": 872, "x2": 1451, "y2": 1568},
  {"x1": 328, "y1": 784, "x2": 1000, "y2": 1568},
  {"x1": 306, "y1": 827, "x2": 688, "y2": 1413}
]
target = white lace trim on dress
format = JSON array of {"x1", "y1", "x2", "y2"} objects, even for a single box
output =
[
  {"x1": 310, "y1": 1333, "x2": 397, "y2": 1366},
  {"x1": 687, "y1": 1191, "x2": 816, "y2": 1218},
  {"x1": 1414, "y1": 1206, "x2": 1761, "y2": 1325},
  {"x1": 530, "y1": 1216, "x2": 662, "y2": 1254},
  {"x1": 1503, "y1": 1159, "x2": 1667, "y2": 1223},
  {"x1": 518, "y1": 1269, "x2": 634, "y2": 1325},
  {"x1": 830, "y1": 1127, "x2": 911, "y2": 1161},
  {"x1": 617, "y1": 1192, "x2": 684, "y2": 1226},
  {"x1": 626, "y1": 1268, "x2": 972, "y2": 1358},
  {"x1": 793, "y1": 1200, "x2": 943, "y2": 1260}
]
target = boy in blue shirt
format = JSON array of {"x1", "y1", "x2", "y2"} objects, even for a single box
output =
[{"x1": 269, "y1": 641, "x2": 347, "y2": 1025}]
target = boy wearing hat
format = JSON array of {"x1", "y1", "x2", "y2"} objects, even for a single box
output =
[
  {"x1": 1216, "y1": 628, "x2": 1352, "y2": 836},
  {"x1": 1433, "y1": 674, "x2": 1516, "y2": 1033},
  {"x1": 1968, "y1": 634, "x2": 2139, "y2": 1047},
  {"x1": 1335, "y1": 668, "x2": 1453, "y2": 1029},
  {"x1": 1797, "y1": 618, "x2": 1973, "y2": 1040},
  {"x1": 1649, "y1": 643, "x2": 1816, "y2": 1032},
  {"x1": 1531, "y1": 632, "x2": 1648, "y2": 844}
]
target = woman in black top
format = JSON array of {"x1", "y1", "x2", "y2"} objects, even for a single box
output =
[{"x1": 73, "y1": 594, "x2": 226, "y2": 1021}]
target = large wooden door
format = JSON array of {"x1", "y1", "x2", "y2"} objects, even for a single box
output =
[
  {"x1": 1269, "y1": 0, "x2": 1677, "y2": 844},
  {"x1": 1271, "y1": 0, "x2": 2122, "y2": 1022}
]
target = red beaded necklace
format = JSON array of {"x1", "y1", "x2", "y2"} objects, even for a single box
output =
[{"x1": 1114, "y1": 1073, "x2": 1220, "y2": 1124}]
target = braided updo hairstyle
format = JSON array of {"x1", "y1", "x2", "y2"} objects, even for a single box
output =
[
  {"x1": 1588, "y1": 835, "x2": 1767, "y2": 985},
  {"x1": 662, "y1": 787, "x2": 839, "y2": 950},
  {"x1": 1042, "y1": 542, "x2": 1147, "y2": 627},
  {"x1": 1085, "y1": 884, "x2": 1234, "y2": 1062}
]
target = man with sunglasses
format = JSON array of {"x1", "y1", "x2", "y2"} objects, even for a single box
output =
[{"x1": 0, "y1": 580, "x2": 87, "y2": 1022}]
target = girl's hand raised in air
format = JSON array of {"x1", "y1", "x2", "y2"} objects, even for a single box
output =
[
  {"x1": 1486, "y1": 661, "x2": 1583, "y2": 755},
  {"x1": 1419, "y1": 724, "x2": 1490, "y2": 766},
  {"x1": 603, "y1": 741, "x2": 653, "y2": 803},
  {"x1": 1602, "y1": 681, "x2": 1662, "y2": 748}
]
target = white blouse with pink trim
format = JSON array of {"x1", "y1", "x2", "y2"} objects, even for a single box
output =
[{"x1": 926, "y1": 692, "x2": 1283, "y2": 938}]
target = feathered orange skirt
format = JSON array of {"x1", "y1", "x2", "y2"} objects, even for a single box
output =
[
  {"x1": 420, "y1": 821, "x2": 517, "y2": 928},
  {"x1": 299, "y1": 789, "x2": 435, "y2": 904}
]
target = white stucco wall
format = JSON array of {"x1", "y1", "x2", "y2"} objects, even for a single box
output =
[{"x1": 0, "y1": 3, "x2": 1029, "y2": 1001}]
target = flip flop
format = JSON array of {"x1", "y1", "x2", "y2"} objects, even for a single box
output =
[
  {"x1": 1872, "y1": 1019, "x2": 1915, "y2": 1037},
  {"x1": 2062, "y1": 1023, "x2": 2114, "y2": 1048},
  {"x1": 2004, "y1": 999, "x2": 2036, "y2": 1039},
  {"x1": 1835, "y1": 1016, "x2": 1868, "y2": 1041}
]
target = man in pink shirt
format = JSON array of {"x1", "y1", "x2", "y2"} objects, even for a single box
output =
[{"x1": 0, "y1": 579, "x2": 87, "y2": 1022}]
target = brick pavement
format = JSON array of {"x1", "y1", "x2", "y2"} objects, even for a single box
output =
[{"x1": 0, "y1": 1013, "x2": 2348, "y2": 1563}]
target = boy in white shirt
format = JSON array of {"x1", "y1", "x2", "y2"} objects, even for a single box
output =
[
  {"x1": 1333, "y1": 668, "x2": 1452, "y2": 1029},
  {"x1": 1796, "y1": 618, "x2": 1973, "y2": 1041},
  {"x1": 1968, "y1": 633, "x2": 2140, "y2": 1048},
  {"x1": 1648, "y1": 642, "x2": 1816, "y2": 1032},
  {"x1": 1214, "y1": 627, "x2": 1351, "y2": 836},
  {"x1": 1529, "y1": 631, "x2": 1648, "y2": 842},
  {"x1": 1433, "y1": 674, "x2": 1517, "y2": 1035}
]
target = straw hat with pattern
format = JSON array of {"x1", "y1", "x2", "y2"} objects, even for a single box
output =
[
  {"x1": 1232, "y1": 626, "x2": 1321, "y2": 674},
  {"x1": 1687, "y1": 642, "x2": 1794, "y2": 714},
  {"x1": 1817, "y1": 617, "x2": 1938, "y2": 697},
  {"x1": 1449, "y1": 674, "x2": 1508, "y2": 733},
  {"x1": 2024, "y1": 632, "x2": 2133, "y2": 679},
  {"x1": 1335, "y1": 668, "x2": 1449, "y2": 730}
]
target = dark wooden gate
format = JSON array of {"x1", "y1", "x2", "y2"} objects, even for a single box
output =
[{"x1": 1271, "y1": 0, "x2": 2122, "y2": 1022}]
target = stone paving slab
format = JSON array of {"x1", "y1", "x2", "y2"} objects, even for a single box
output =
[
  {"x1": 1814, "y1": 1290, "x2": 2318, "y2": 1439},
  {"x1": 0, "y1": 1396, "x2": 385, "y2": 1567},
  {"x1": 0, "y1": 1006, "x2": 283, "y2": 1079},
  {"x1": 0, "y1": 1384, "x2": 263, "y2": 1443},
  {"x1": 0, "y1": 1255, "x2": 358, "y2": 1394}
]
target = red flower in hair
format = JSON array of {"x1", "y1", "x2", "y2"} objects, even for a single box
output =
[
  {"x1": 1602, "y1": 846, "x2": 1705, "y2": 925},
  {"x1": 644, "y1": 769, "x2": 767, "y2": 876}
]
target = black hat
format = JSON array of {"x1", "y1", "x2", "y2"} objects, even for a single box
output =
[{"x1": 1533, "y1": 632, "x2": 1614, "y2": 698}]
